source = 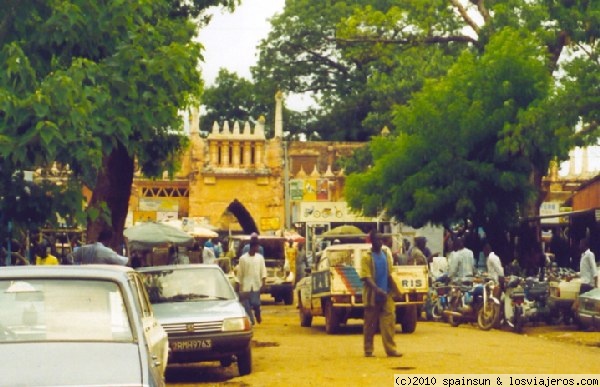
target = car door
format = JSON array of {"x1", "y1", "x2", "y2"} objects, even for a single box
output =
[{"x1": 129, "y1": 273, "x2": 169, "y2": 381}]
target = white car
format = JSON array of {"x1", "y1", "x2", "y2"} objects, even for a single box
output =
[{"x1": 0, "y1": 265, "x2": 168, "y2": 386}]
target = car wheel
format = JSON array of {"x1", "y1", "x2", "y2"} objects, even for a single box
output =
[{"x1": 237, "y1": 346, "x2": 252, "y2": 376}]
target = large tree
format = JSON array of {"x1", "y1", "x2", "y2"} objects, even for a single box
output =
[
  {"x1": 344, "y1": 0, "x2": 599, "y2": 263},
  {"x1": 0, "y1": 0, "x2": 237, "y2": 249},
  {"x1": 202, "y1": 69, "x2": 270, "y2": 133},
  {"x1": 253, "y1": 0, "x2": 429, "y2": 141}
]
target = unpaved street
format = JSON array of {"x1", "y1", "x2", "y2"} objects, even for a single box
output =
[{"x1": 166, "y1": 298, "x2": 600, "y2": 386}]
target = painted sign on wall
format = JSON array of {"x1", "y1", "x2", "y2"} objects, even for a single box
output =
[{"x1": 298, "y1": 202, "x2": 379, "y2": 223}]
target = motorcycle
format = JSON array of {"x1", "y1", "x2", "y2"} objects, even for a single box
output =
[
  {"x1": 476, "y1": 277, "x2": 502, "y2": 330},
  {"x1": 504, "y1": 275, "x2": 552, "y2": 333},
  {"x1": 429, "y1": 275, "x2": 451, "y2": 321},
  {"x1": 443, "y1": 275, "x2": 502, "y2": 330},
  {"x1": 444, "y1": 276, "x2": 480, "y2": 327}
]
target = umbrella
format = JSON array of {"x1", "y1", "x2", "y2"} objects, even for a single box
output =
[
  {"x1": 124, "y1": 222, "x2": 193, "y2": 250},
  {"x1": 284, "y1": 230, "x2": 305, "y2": 243},
  {"x1": 322, "y1": 225, "x2": 364, "y2": 236},
  {"x1": 188, "y1": 226, "x2": 218, "y2": 238},
  {"x1": 160, "y1": 219, "x2": 184, "y2": 230}
]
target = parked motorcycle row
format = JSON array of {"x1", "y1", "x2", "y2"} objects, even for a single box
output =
[{"x1": 423, "y1": 267, "x2": 582, "y2": 333}]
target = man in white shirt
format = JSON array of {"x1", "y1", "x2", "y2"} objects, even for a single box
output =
[
  {"x1": 579, "y1": 238, "x2": 597, "y2": 294},
  {"x1": 483, "y1": 242, "x2": 504, "y2": 283},
  {"x1": 430, "y1": 255, "x2": 448, "y2": 279},
  {"x1": 449, "y1": 237, "x2": 475, "y2": 279},
  {"x1": 237, "y1": 239, "x2": 267, "y2": 325}
]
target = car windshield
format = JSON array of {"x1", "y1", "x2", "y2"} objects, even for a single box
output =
[
  {"x1": 140, "y1": 267, "x2": 235, "y2": 304},
  {"x1": 0, "y1": 279, "x2": 133, "y2": 343}
]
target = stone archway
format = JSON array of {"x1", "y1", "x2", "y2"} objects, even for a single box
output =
[{"x1": 224, "y1": 199, "x2": 258, "y2": 234}]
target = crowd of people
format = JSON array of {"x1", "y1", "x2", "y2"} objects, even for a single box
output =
[{"x1": 0, "y1": 229, "x2": 129, "y2": 266}]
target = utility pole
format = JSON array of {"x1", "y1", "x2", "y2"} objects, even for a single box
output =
[{"x1": 284, "y1": 139, "x2": 291, "y2": 230}]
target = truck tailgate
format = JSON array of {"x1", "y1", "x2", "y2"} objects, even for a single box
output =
[{"x1": 391, "y1": 265, "x2": 428, "y2": 295}]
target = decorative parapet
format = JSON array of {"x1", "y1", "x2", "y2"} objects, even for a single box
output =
[
  {"x1": 208, "y1": 120, "x2": 266, "y2": 141},
  {"x1": 203, "y1": 119, "x2": 269, "y2": 174}
]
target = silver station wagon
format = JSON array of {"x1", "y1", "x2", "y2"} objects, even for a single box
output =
[
  {"x1": 137, "y1": 264, "x2": 253, "y2": 376},
  {"x1": 0, "y1": 265, "x2": 169, "y2": 387}
]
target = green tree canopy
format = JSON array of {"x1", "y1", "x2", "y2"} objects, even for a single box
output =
[
  {"x1": 0, "y1": 0, "x2": 237, "y2": 246},
  {"x1": 202, "y1": 69, "x2": 270, "y2": 133},
  {"x1": 254, "y1": 0, "x2": 419, "y2": 141},
  {"x1": 344, "y1": 0, "x2": 599, "y2": 259}
]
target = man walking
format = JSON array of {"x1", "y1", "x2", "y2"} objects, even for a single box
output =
[
  {"x1": 360, "y1": 231, "x2": 402, "y2": 358},
  {"x1": 237, "y1": 238, "x2": 267, "y2": 325},
  {"x1": 579, "y1": 237, "x2": 597, "y2": 294}
]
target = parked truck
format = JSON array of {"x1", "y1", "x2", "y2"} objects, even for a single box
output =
[
  {"x1": 229, "y1": 235, "x2": 294, "y2": 305},
  {"x1": 296, "y1": 243, "x2": 428, "y2": 334}
]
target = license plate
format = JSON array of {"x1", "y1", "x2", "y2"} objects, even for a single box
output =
[{"x1": 171, "y1": 339, "x2": 212, "y2": 351}]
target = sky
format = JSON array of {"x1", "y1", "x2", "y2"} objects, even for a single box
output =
[
  {"x1": 198, "y1": 0, "x2": 284, "y2": 85},
  {"x1": 196, "y1": 1, "x2": 599, "y2": 174},
  {"x1": 197, "y1": 0, "x2": 314, "y2": 111}
]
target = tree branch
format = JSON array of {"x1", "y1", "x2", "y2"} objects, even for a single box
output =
[
  {"x1": 450, "y1": 0, "x2": 480, "y2": 34},
  {"x1": 290, "y1": 42, "x2": 351, "y2": 76},
  {"x1": 470, "y1": 0, "x2": 490, "y2": 23},
  {"x1": 335, "y1": 34, "x2": 479, "y2": 47}
]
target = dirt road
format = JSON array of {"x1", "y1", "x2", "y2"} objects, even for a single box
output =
[{"x1": 166, "y1": 299, "x2": 600, "y2": 386}]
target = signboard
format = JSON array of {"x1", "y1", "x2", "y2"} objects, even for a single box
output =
[
  {"x1": 540, "y1": 202, "x2": 562, "y2": 224},
  {"x1": 290, "y1": 179, "x2": 304, "y2": 201},
  {"x1": 304, "y1": 179, "x2": 317, "y2": 201},
  {"x1": 139, "y1": 198, "x2": 179, "y2": 212},
  {"x1": 133, "y1": 211, "x2": 157, "y2": 224},
  {"x1": 298, "y1": 202, "x2": 379, "y2": 223},
  {"x1": 182, "y1": 217, "x2": 213, "y2": 230},
  {"x1": 260, "y1": 217, "x2": 281, "y2": 231},
  {"x1": 157, "y1": 211, "x2": 178, "y2": 222},
  {"x1": 316, "y1": 179, "x2": 329, "y2": 201}
]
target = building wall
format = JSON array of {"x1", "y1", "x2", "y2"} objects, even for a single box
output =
[
  {"x1": 185, "y1": 112, "x2": 285, "y2": 233},
  {"x1": 572, "y1": 177, "x2": 600, "y2": 210}
]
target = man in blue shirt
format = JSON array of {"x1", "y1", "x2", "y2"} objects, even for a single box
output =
[{"x1": 360, "y1": 231, "x2": 402, "y2": 358}]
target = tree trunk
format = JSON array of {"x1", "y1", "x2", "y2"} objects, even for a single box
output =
[
  {"x1": 517, "y1": 165, "x2": 545, "y2": 273},
  {"x1": 87, "y1": 143, "x2": 134, "y2": 252}
]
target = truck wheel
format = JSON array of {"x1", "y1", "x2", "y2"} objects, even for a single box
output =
[
  {"x1": 298, "y1": 293, "x2": 313, "y2": 327},
  {"x1": 283, "y1": 289, "x2": 294, "y2": 305},
  {"x1": 324, "y1": 300, "x2": 340, "y2": 334},
  {"x1": 399, "y1": 306, "x2": 418, "y2": 333}
]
